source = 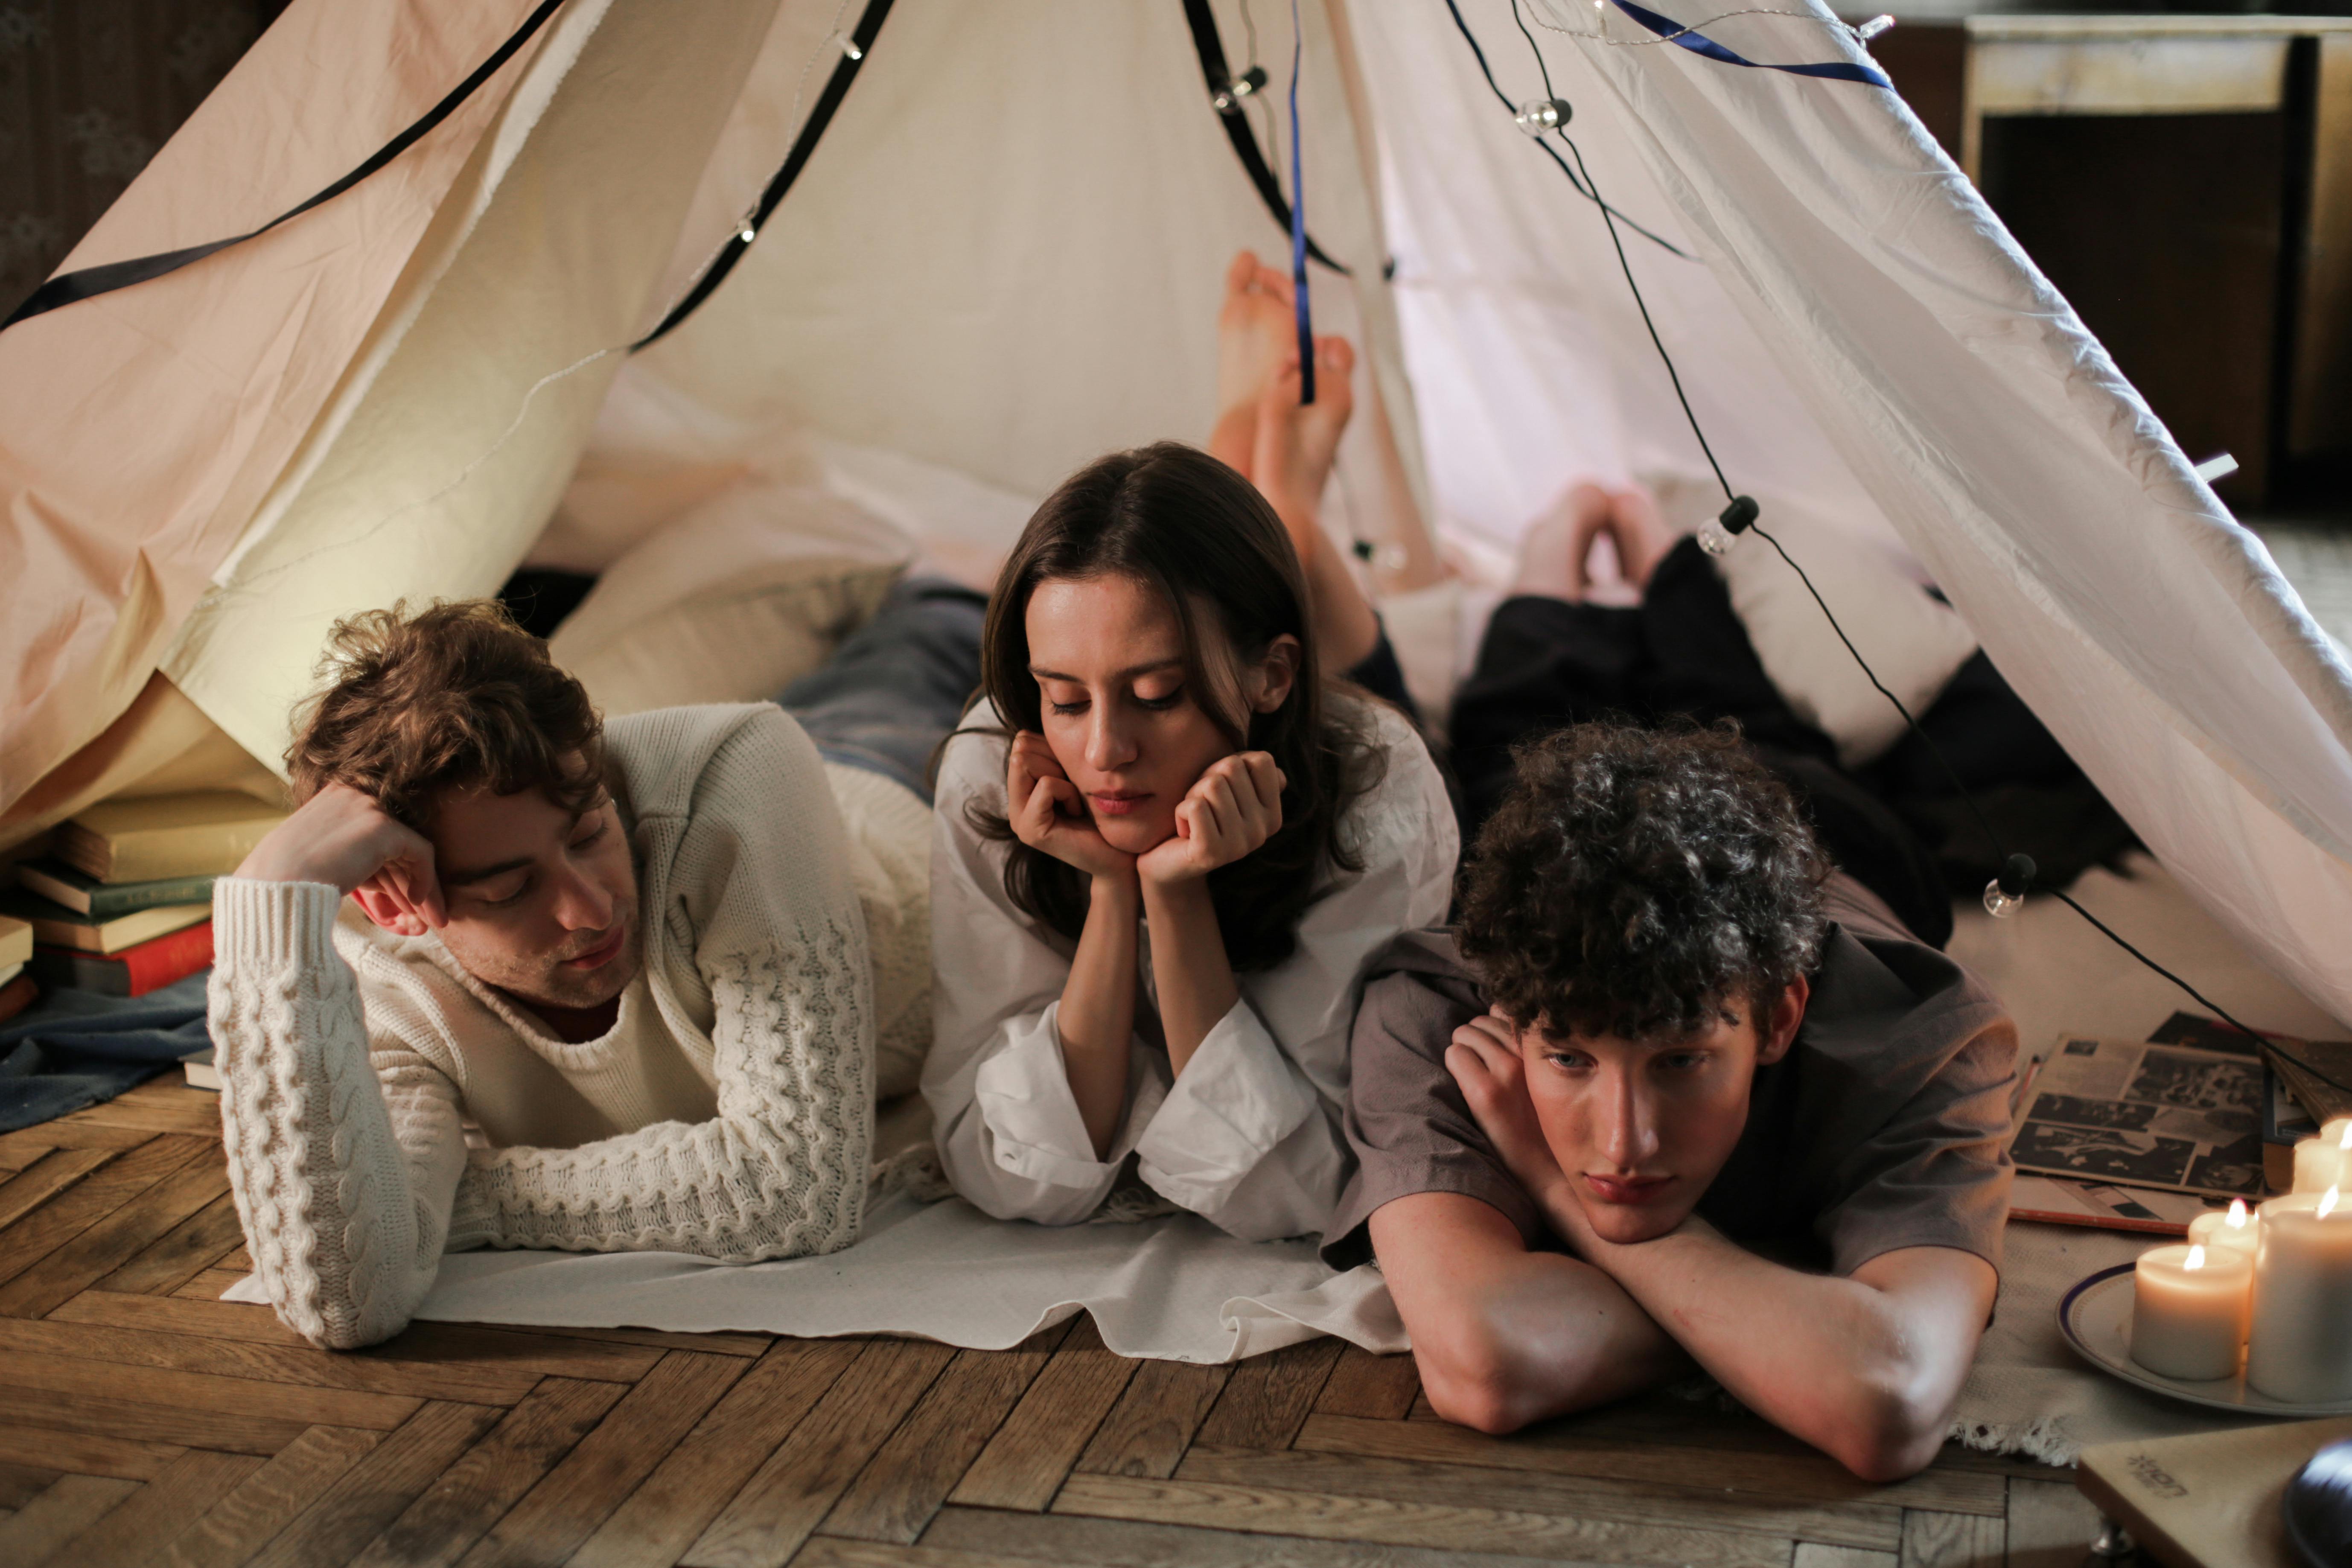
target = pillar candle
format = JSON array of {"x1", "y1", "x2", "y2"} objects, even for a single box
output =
[
  {"x1": 2188, "y1": 1198, "x2": 2259, "y2": 1262},
  {"x1": 2295, "y1": 1119, "x2": 2352, "y2": 1195},
  {"x1": 2131, "y1": 1243, "x2": 2253, "y2": 1381},
  {"x1": 2247, "y1": 1188, "x2": 2352, "y2": 1402}
]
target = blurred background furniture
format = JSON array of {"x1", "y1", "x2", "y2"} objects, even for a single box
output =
[{"x1": 1868, "y1": 13, "x2": 2352, "y2": 510}]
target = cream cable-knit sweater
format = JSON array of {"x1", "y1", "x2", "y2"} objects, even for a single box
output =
[{"x1": 209, "y1": 705, "x2": 879, "y2": 1349}]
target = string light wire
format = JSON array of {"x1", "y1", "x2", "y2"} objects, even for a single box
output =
[{"x1": 1469, "y1": 0, "x2": 2300, "y2": 1056}]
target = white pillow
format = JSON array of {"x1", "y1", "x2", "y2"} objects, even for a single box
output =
[
  {"x1": 548, "y1": 475, "x2": 909, "y2": 718},
  {"x1": 1712, "y1": 501, "x2": 1978, "y2": 769}
]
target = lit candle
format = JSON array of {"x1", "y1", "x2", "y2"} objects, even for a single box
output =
[
  {"x1": 2295, "y1": 1119, "x2": 2352, "y2": 1195},
  {"x1": 2189, "y1": 1198, "x2": 2259, "y2": 1263},
  {"x1": 2131, "y1": 1242, "x2": 2253, "y2": 1381},
  {"x1": 2247, "y1": 1186, "x2": 2352, "y2": 1402}
]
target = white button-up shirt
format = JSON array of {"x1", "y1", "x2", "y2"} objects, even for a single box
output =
[{"x1": 924, "y1": 696, "x2": 1458, "y2": 1241}]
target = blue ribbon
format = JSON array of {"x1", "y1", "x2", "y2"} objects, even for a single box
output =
[
  {"x1": 1609, "y1": 0, "x2": 1891, "y2": 87},
  {"x1": 1288, "y1": 0, "x2": 1315, "y2": 405}
]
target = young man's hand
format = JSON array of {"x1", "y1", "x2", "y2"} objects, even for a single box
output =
[
  {"x1": 236, "y1": 781, "x2": 446, "y2": 932},
  {"x1": 1446, "y1": 1010, "x2": 1580, "y2": 1225},
  {"x1": 1137, "y1": 752, "x2": 1285, "y2": 887}
]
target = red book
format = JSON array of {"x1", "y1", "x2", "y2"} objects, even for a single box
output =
[
  {"x1": 31, "y1": 920, "x2": 212, "y2": 998},
  {"x1": 0, "y1": 972, "x2": 34, "y2": 1024}
]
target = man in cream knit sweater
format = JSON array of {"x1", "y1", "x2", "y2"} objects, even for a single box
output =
[{"x1": 212, "y1": 599, "x2": 925, "y2": 1349}]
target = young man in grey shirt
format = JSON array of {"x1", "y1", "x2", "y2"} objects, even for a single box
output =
[{"x1": 1325, "y1": 723, "x2": 2017, "y2": 1481}]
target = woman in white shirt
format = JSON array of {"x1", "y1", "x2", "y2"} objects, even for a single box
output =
[{"x1": 927, "y1": 441, "x2": 1457, "y2": 1241}]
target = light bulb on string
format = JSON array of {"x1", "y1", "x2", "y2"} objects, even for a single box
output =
[
  {"x1": 1983, "y1": 852, "x2": 2036, "y2": 919},
  {"x1": 1696, "y1": 495, "x2": 1758, "y2": 557},
  {"x1": 829, "y1": 31, "x2": 863, "y2": 61},
  {"x1": 1855, "y1": 14, "x2": 1895, "y2": 41},
  {"x1": 1213, "y1": 65, "x2": 1270, "y2": 114},
  {"x1": 1515, "y1": 99, "x2": 1572, "y2": 136}
]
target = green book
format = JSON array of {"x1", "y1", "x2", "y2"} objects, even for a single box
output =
[{"x1": 15, "y1": 858, "x2": 216, "y2": 919}]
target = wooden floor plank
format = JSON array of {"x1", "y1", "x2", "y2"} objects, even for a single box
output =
[
  {"x1": 46, "y1": 1291, "x2": 667, "y2": 1381},
  {"x1": 0, "y1": 1382, "x2": 309, "y2": 1455},
  {"x1": 453, "y1": 1349, "x2": 751, "y2": 1568},
  {"x1": 242, "y1": 1403, "x2": 503, "y2": 1568},
  {"x1": 819, "y1": 1322, "x2": 1071, "y2": 1545},
  {"x1": 1312, "y1": 1345, "x2": 1421, "y2": 1421},
  {"x1": 0, "y1": 1122, "x2": 152, "y2": 1164},
  {"x1": 794, "y1": 1543, "x2": 1061, "y2": 1568},
  {"x1": 947, "y1": 1315, "x2": 1136, "y2": 1513},
  {"x1": 344, "y1": 1377, "x2": 628, "y2": 1568},
  {"x1": 0, "y1": 1460, "x2": 61, "y2": 1510},
  {"x1": 0, "y1": 1150, "x2": 232, "y2": 1317},
  {"x1": 1071, "y1": 1359, "x2": 1232, "y2": 1481},
  {"x1": 0, "y1": 1314, "x2": 545, "y2": 1406},
  {"x1": 94, "y1": 1189, "x2": 248, "y2": 1296},
  {"x1": 0, "y1": 1473, "x2": 140, "y2": 1568},
  {"x1": 159, "y1": 1427, "x2": 385, "y2": 1568},
  {"x1": 49, "y1": 1446, "x2": 263, "y2": 1568},
  {"x1": 0, "y1": 1147, "x2": 118, "y2": 1232},
  {"x1": 1051, "y1": 1470, "x2": 1792, "y2": 1567},
  {"x1": 0, "y1": 1133, "x2": 212, "y2": 1291},
  {"x1": 1192, "y1": 1338, "x2": 1344, "y2": 1451},
  {"x1": 572, "y1": 1338, "x2": 866, "y2": 1568},
  {"x1": 174, "y1": 1266, "x2": 258, "y2": 1299},
  {"x1": 60, "y1": 1086, "x2": 225, "y2": 1137},
  {"x1": 0, "y1": 1344, "x2": 423, "y2": 1430},
  {"x1": 0, "y1": 1422, "x2": 185, "y2": 1479},
  {"x1": 925, "y1": 1502, "x2": 1620, "y2": 1568},
  {"x1": 684, "y1": 1338, "x2": 957, "y2": 1568},
  {"x1": 1793, "y1": 1547, "x2": 1900, "y2": 1568},
  {"x1": 2002, "y1": 1477, "x2": 2101, "y2": 1568},
  {"x1": 1298, "y1": 1412, "x2": 2009, "y2": 1516},
  {"x1": 1180, "y1": 1442, "x2": 1903, "y2": 1552},
  {"x1": 517, "y1": 1324, "x2": 773, "y2": 1358},
  {"x1": 1898, "y1": 1508, "x2": 2005, "y2": 1567}
]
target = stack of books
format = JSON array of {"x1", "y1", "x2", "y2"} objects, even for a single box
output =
[
  {"x1": 13, "y1": 791, "x2": 285, "y2": 998},
  {"x1": 0, "y1": 912, "x2": 31, "y2": 1024}
]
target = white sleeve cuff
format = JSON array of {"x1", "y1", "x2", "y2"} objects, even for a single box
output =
[
  {"x1": 1134, "y1": 996, "x2": 1317, "y2": 1209},
  {"x1": 211, "y1": 877, "x2": 342, "y2": 972},
  {"x1": 971, "y1": 999, "x2": 1128, "y2": 1191}
]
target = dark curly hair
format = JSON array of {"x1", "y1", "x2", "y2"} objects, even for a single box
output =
[
  {"x1": 957, "y1": 442, "x2": 1384, "y2": 972},
  {"x1": 1456, "y1": 722, "x2": 1829, "y2": 1042},
  {"x1": 287, "y1": 599, "x2": 605, "y2": 829}
]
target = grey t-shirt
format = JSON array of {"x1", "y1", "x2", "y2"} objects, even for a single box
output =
[{"x1": 1322, "y1": 875, "x2": 2019, "y2": 1275}]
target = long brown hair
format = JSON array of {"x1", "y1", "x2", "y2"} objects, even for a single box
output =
[{"x1": 959, "y1": 442, "x2": 1384, "y2": 971}]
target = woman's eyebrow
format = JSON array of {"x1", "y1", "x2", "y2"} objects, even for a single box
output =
[{"x1": 1028, "y1": 657, "x2": 1185, "y2": 683}]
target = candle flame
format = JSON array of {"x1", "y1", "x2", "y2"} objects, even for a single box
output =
[
  {"x1": 2185, "y1": 1244, "x2": 2206, "y2": 1270},
  {"x1": 2227, "y1": 1198, "x2": 2248, "y2": 1228},
  {"x1": 2324, "y1": 1187, "x2": 2341, "y2": 1220},
  {"x1": 2342, "y1": 1122, "x2": 2352, "y2": 1150}
]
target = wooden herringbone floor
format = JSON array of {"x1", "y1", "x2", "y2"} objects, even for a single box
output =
[{"x1": 0, "y1": 1078, "x2": 2110, "y2": 1568}]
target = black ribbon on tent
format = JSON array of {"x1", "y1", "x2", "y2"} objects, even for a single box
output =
[
  {"x1": 0, "y1": 0, "x2": 568, "y2": 332},
  {"x1": 1608, "y1": 0, "x2": 1892, "y2": 88},
  {"x1": 632, "y1": 0, "x2": 897, "y2": 350},
  {"x1": 1180, "y1": 0, "x2": 1348, "y2": 277}
]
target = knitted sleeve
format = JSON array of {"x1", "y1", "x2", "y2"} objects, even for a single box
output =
[
  {"x1": 449, "y1": 709, "x2": 874, "y2": 1262},
  {"x1": 208, "y1": 878, "x2": 467, "y2": 1350}
]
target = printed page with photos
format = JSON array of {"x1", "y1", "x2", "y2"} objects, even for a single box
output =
[{"x1": 2008, "y1": 1036, "x2": 2265, "y2": 1199}]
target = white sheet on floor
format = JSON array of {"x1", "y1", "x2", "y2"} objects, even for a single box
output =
[{"x1": 223, "y1": 1189, "x2": 1408, "y2": 1364}]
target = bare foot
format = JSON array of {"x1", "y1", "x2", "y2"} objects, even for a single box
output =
[
  {"x1": 1209, "y1": 251, "x2": 1300, "y2": 479},
  {"x1": 1512, "y1": 483, "x2": 1615, "y2": 601},
  {"x1": 1604, "y1": 484, "x2": 1673, "y2": 591},
  {"x1": 1251, "y1": 338, "x2": 1355, "y2": 565}
]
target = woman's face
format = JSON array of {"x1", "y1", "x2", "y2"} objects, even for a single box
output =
[{"x1": 1024, "y1": 573, "x2": 1281, "y2": 855}]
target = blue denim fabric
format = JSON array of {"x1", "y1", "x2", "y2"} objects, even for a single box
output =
[
  {"x1": 780, "y1": 577, "x2": 988, "y2": 804},
  {"x1": 0, "y1": 969, "x2": 213, "y2": 1133}
]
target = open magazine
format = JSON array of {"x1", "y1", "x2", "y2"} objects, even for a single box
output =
[{"x1": 2002, "y1": 1026, "x2": 2267, "y2": 1243}]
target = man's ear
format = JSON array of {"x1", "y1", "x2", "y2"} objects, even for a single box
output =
[
  {"x1": 349, "y1": 883, "x2": 431, "y2": 939},
  {"x1": 1250, "y1": 633, "x2": 1303, "y2": 714},
  {"x1": 1753, "y1": 975, "x2": 1810, "y2": 1066}
]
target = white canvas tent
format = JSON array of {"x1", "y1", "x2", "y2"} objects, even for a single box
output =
[{"x1": 4, "y1": 0, "x2": 2351, "y2": 1051}]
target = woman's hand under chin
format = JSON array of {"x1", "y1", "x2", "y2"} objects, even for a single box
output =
[
  {"x1": 1137, "y1": 752, "x2": 1286, "y2": 887},
  {"x1": 1008, "y1": 732, "x2": 1137, "y2": 885}
]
